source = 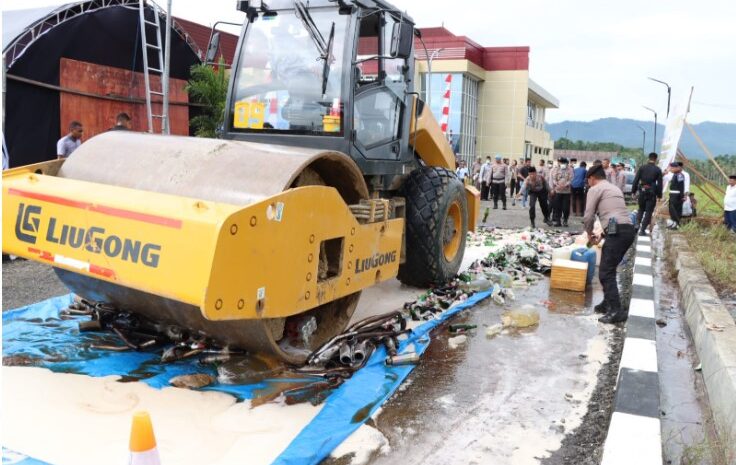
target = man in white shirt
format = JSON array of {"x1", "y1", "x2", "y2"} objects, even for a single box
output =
[
  {"x1": 455, "y1": 160, "x2": 469, "y2": 182},
  {"x1": 57, "y1": 121, "x2": 83, "y2": 159},
  {"x1": 725, "y1": 175, "x2": 736, "y2": 232},
  {"x1": 478, "y1": 156, "x2": 492, "y2": 200}
]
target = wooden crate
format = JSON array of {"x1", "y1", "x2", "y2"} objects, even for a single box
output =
[{"x1": 550, "y1": 259, "x2": 588, "y2": 292}]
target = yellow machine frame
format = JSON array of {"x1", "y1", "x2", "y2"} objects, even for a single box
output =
[{"x1": 3, "y1": 164, "x2": 403, "y2": 321}]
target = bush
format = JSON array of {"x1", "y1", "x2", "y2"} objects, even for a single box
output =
[{"x1": 186, "y1": 60, "x2": 228, "y2": 138}]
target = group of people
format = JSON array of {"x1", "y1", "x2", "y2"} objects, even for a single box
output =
[
  {"x1": 55, "y1": 113, "x2": 132, "y2": 159},
  {"x1": 457, "y1": 156, "x2": 631, "y2": 230}
]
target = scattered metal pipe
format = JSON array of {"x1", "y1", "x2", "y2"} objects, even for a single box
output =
[{"x1": 386, "y1": 353, "x2": 420, "y2": 366}]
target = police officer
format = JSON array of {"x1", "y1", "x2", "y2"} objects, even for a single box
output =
[
  {"x1": 584, "y1": 165, "x2": 636, "y2": 324},
  {"x1": 490, "y1": 154, "x2": 509, "y2": 210},
  {"x1": 663, "y1": 162, "x2": 689, "y2": 229},
  {"x1": 631, "y1": 152, "x2": 663, "y2": 236}
]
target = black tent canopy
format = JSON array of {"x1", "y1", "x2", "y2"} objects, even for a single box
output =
[{"x1": 2, "y1": 0, "x2": 203, "y2": 167}]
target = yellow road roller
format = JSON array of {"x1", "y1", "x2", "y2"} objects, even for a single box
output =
[{"x1": 2, "y1": 0, "x2": 479, "y2": 363}]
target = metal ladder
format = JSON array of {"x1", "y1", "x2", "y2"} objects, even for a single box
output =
[{"x1": 137, "y1": 1, "x2": 168, "y2": 133}]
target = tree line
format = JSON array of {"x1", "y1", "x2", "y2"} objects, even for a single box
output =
[{"x1": 554, "y1": 138, "x2": 735, "y2": 186}]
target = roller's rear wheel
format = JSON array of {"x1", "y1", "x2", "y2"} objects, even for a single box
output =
[{"x1": 398, "y1": 167, "x2": 468, "y2": 287}]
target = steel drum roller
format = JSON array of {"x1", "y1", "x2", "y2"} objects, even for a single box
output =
[{"x1": 56, "y1": 131, "x2": 370, "y2": 364}]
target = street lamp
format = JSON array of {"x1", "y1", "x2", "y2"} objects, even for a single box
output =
[
  {"x1": 426, "y1": 48, "x2": 445, "y2": 110},
  {"x1": 636, "y1": 124, "x2": 646, "y2": 158},
  {"x1": 648, "y1": 77, "x2": 671, "y2": 117},
  {"x1": 642, "y1": 106, "x2": 657, "y2": 153}
]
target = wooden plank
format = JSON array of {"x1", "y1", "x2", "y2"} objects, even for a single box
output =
[{"x1": 59, "y1": 58, "x2": 190, "y2": 138}]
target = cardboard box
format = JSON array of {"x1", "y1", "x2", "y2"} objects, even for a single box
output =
[{"x1": 550, "y1": 258, "x2": 588, "y2": 292}]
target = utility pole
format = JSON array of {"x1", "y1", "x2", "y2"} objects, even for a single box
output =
[
  {"x1": 636, "y1": 124, "x2": 646, "y2": 158},
  {"x1": 648, "y1": 77, "x2": 671, "y2": 118},
  {"x1": 642, "y1": 106, "x2": 657, "y2": 153}
]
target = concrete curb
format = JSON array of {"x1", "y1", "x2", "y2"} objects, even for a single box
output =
[
  {"x1": 669, "y1": 233, "x2": 736, "y2": 448},
  {"x1": 601, "y1": 235, "x2": 662, "y2": 465}
]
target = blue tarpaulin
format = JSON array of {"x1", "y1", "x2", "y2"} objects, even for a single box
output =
[{"x1": 3, "y1": 289, "x2": 492, "y2": 465}]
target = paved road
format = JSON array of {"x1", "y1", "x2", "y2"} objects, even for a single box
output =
[
  {"x1": 2, "y1": 207, "x2": 623, "y2": 465},
  {"x1": 480, "y1": 198, "x2": 586, "y2": 233}
]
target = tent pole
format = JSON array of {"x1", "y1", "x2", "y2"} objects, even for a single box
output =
[
  {"x1": 162, "y1": 0, "x2": 173, "y2": 135},
  {"x1": 677, "y1": 150, "x2": 725, "y2": 210},
  {"x1": 685, "y1": 121, "x2": 728, "y2": 182}
]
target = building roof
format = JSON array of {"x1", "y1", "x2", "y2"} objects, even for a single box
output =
[
  {"x1": 173, "y1": 17, "x2": 239, "y2": 65},
  {"x1": 415, "y1": 27, "x2": 529, "y2": 71},
  {"x1": 528, "y1": 78, "x2": 559, "y2": 108}
]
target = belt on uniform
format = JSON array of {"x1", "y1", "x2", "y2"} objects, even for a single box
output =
[
  {"x1": 669, "y1": 190, "x2": 681, "y2": 194},
  {"x1": 492, "y1": 179, "x2": 505, "y2": 182}
]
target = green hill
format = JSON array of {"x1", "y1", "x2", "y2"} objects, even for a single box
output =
[{"x1": 547, "y1": 118, "x2": 736, "y2": 158}]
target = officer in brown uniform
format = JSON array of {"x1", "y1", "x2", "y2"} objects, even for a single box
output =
[
  {"x1": 490, "y1": 154, "x2": 509, "y2": 210},
  {"x1": 584, "y1": 165, "x2": 636, "y2": 324},
  {"x1": 549, "y1": 157, "x2": 574, "y2": 227}
]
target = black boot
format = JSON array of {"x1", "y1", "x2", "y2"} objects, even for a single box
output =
[
  {"x1": 562, "y1": 219, "x2": 568, "y2": 227},
  {"x1": 598, "y1": 311, "x2": 627, "y2": 324},
  {"x1": 531, "y1": 220, "x2": 536, "y2": 228},
  {"x1": 594, "y1": 301, "x2": 609, "y2": 313},
  {"x1": 544, "y1": 218, "x2": 553, "y2": 226},
  {"x1": 598, "y1": 303, "x2": 628, "y2": 324}
]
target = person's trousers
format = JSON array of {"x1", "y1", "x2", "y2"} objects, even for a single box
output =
[
  {"x1": 636, "y1": 189, "x2": 657, "y2": 232},
  {"x1": 669, "y1": 193, "x2": 683, "y2": 225},
  {"x1": 521, "y1": 182, "x2": 529, "y2": 206},
  {"x1": 481, "y1": 182, "x2": 490, "y2": 201},
  {"x1": 571, "y1": 187, "x2": 585, "y2": 216},
  {"x1": 528, "y1": 190, "x2": 549, "y2": 224},
  {"x1": 599, "y1": 224, "x2": 636, "y2": 312},
  {"x1": 725, "y1": 209, "x2": 736, "y2": 232},
  {"x1": 509, "y1": 179, "x2": 517, "y2": 198},
  {"x1": 552, "y1": 192, "x2": 571, "y2": 222},
  {"x1": 491, "y1": 182, "x2": 506, "y2": 207}
]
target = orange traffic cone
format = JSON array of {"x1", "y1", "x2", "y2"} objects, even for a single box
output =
[{"x1": 128, "y1": 411, "x2": 161, "y2": 465}]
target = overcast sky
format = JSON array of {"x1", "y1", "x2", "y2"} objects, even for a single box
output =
[{"x1": 4, "y1": 0, "x2": 736, "y2": 123}]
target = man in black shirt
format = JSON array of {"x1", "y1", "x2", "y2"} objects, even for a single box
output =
[
  {"x1": 109, "y1": 112, "x2": 132, "y2": 131},
  {"x1": 631, "y1": 152, "x2": 663, "y2": 236}
]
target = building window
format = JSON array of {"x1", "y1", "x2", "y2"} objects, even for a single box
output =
[{"x1": 419, "y1": 72, "x2": 479, "y2": 166}]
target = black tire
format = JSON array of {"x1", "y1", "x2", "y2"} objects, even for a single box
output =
[{"x1": 398, "y1": 167, "x2": 468, "y2": 287}]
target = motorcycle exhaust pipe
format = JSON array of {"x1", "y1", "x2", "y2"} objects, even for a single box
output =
[
  {"x1": 339, "y1": 342, "x2": 354, "y2": 365},
  {"x1": 352, "y1": 340, "x2": 369, "y2": 363},
  {"x1": 314, "y1": 344, "x2": 341, "y2": 365}
]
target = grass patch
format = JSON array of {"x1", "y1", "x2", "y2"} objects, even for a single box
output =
[
  {"x1": 690, "y1": 184, "x2": 725, "y2": 217},
  {"x1": 680, "y1": 222, "x2": 736, "y2": 294}
]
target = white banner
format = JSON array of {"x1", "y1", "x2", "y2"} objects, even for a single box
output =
[{"x1": 658, "y1": 87, "x2": 693, "y2": 170}]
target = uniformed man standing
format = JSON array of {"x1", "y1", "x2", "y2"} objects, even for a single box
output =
[
  {"x1": 584, "y1": 165, "x2": 636, "y2": 324},
  {"x1": 631, "y1": 152, "x2": 663, "y2": 236},
  {"x1": 549, "y1": 157, "x2": 574, "y2": 227},
  {"x1": 490, "y1": 154, "x2": 509, "y2": 210},
  {"x1": 663, "y1": 162, "x2": 690, "y2": 229}
]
